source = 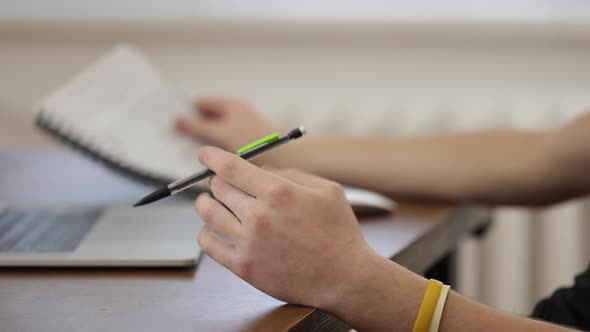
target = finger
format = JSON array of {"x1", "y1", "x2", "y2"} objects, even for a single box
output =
[
  {"x1": 266, "y1": 167, "x2": 329, "y2": 189},
  {"x1": 194, "y1": 97, "x2": 231, "y2": 117},
  {"x1": 260, "y1": 165, "x2": 278, "y2": 172},
  {"x1": 198, "y1": 146, "x2": 289, "y2": 202},
  {"x1": 207, "y1": 176, "x2": 259, "y2": 219},
  {"x1": 175, "y1": 116, "x2": 217, "y2": 140},
  {"x1": 194, "y1": 193, "x2": 242, "y2": 243},
  {"x1": 197, "y1": 225, "x2": 236, "y2": 270}
]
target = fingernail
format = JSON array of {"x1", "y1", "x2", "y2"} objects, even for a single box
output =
[{"x1": 204, "y1": 176, "x2": 213, "y2": 188}]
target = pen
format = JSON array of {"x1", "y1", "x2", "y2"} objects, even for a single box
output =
[{"x1": 133, "y1": 126, "x2": 306, "y2": 207}]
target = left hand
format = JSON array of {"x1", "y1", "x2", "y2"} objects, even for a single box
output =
[
  {"x1": 193, "y1": 146, "x2": 378, "y2": 308},
  {"x1": 175, "y1": 97, "x2": 277, "y2": 153}
]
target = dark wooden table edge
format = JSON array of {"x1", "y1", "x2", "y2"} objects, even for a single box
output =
[
  {"x1": 394, "y1": 204, "x2": 492, "y2": 274},
  {"x1": 286, "y1": 204, "x2": 492, "y2": 332}
]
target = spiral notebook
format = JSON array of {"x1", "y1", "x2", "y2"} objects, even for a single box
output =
[
  {"x1": 35, "y1": 45, "x2": 204, "y2": 185},
  {"x1": 35, "y1": 45, "x2": 395, "y2": 214}
]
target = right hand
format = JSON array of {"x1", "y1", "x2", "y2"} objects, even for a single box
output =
[
  {"x1": 194, "y1": 147, "x2": 382, "y2": 310},
  {"x1": 175, "y1": 97, "x2": 278, "y2": 153}
]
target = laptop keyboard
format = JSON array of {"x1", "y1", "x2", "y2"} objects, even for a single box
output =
[{"x1": 0, "y1": 207, "x2": 102, "y2": 253}]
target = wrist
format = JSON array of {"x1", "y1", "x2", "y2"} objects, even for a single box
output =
[
  {"x1": 254, "y1": 139, "x2": 304, "y2": 168},
  {"x1": 317, "y1": 250, "x2": 428, "y2": 331},
  {"x1": 315, "y1": 249, "x2": 389, "y2": 314}
]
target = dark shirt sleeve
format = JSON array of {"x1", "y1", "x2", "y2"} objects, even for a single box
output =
[{"x1": 531, "y1": 263, "x2": 590, "y2": 330}]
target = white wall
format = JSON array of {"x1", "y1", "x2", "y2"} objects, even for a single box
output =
[{"x1": 1, "y1": 0, "x2": 590, "y2": 22}]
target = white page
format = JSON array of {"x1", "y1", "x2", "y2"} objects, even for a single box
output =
[{"x1": 39, "y1": 45, "x2": 204, "y2": 181}]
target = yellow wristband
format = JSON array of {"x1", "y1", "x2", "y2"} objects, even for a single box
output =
[
  {"x1": 428, "y1": 284, "x2": 450, "y2": 332},
  {"x1": 412, "y1": 279, "x2": 443, "y2": 332}
]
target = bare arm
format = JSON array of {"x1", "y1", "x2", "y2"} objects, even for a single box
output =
[
  {"x1": 264, "y1": 131, "x2": 553, "y2": 204},
  {"x1": 333, "y1": 254, "x2": 580, "y2": 332},
  {"x1": 177, "y1": 98, "x2": 590, "y2": 206},
  {"x1": 266, "y1": 124, "x2": 589, "y2": 205}
]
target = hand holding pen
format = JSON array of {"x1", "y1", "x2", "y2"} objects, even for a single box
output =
[{"x1": 134, "y1": 127, "x2": 306, "y2": 207}]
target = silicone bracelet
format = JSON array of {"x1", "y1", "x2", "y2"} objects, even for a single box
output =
[
  {"x1": 428, "y1": 284, "x2": 450, "y2": 332},
  {"x1": 412, "y1": 279, "x2": 443, "y2": 332}
]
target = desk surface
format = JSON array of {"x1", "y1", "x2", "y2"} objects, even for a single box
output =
[{"x1": 0, "y1": 150, "x2": 490, "y2": 332}]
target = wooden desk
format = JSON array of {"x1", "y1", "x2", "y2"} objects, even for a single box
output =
[{"x1": 0, "y1": 150, "x2": 490, "y2": 331}]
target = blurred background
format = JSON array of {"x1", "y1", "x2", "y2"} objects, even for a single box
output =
[{"x1": 2, "y1": 0, "x2": 590, "y2": 315}]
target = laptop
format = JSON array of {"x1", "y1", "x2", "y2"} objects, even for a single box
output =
[{"x1": 0, "y1": 204, "x2": 203, "y2": 267}]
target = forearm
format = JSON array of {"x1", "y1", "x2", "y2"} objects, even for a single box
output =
[
  {"x1": 180, "y1": 99, "x2": 590, "y2": 205},
  {"x1": 262, "y1": 129, "x2": 560, "y2": 205},
  {"x1": 323, "y1": 255, "x2": 579, "y2": 332}
]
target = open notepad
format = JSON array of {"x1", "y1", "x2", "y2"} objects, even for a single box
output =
[{"x1": 36, "y1": 45, "x2": 396, "y2": 215}]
